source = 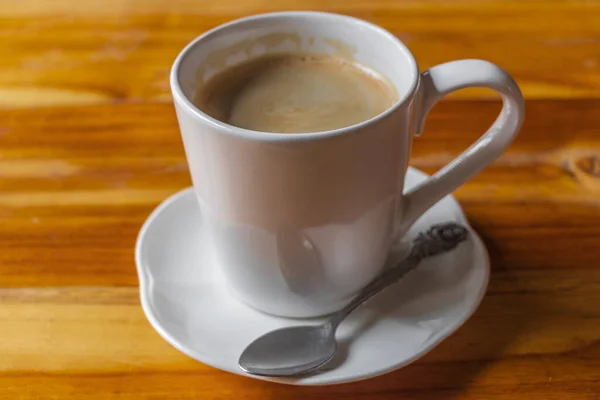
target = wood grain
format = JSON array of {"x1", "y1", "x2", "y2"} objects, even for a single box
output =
[
  {"x1": 1, "y1": 0, "x2": 600, "y2": 398},
  {"x1": 1, "y1": 0, "x2": 600, "y2": 107}
]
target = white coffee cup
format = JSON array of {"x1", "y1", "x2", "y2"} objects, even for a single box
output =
[{"x1": 170, "y1": 11, "x2": 524, "y2": 317}]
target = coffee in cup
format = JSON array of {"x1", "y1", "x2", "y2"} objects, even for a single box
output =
[{"x1": 193, "y1": 53, "x2": 399, "y2": 133}]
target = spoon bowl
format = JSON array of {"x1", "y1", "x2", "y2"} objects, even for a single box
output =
[{"x1": 239, "y1": 323, "x2": 337, "y2": 376}]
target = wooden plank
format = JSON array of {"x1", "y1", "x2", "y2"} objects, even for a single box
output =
[
  {"x1": 0, "y1": 286, "x2": 599, "y2": 399},
  {"x1": 0, "y1": 1, "x2": 599, "y2": 106},
  {"x1": 1, "y1": 100, "x2": 599, "y2": 286}
]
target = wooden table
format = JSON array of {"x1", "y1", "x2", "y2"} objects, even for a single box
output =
[{"x1": 1, "y1": 1, "x2": 600, "y2": 398}]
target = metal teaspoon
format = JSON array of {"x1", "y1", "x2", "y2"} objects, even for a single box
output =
[{"x1": 238, "y1": 222, "x2": 469, "y2": 377}]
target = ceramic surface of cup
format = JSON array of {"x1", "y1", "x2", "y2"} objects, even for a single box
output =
[{"x1": 171, "y1": 12, "x2": 524, "y2": 317}]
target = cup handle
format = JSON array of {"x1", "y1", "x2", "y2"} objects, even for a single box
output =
[{"x1": 397, "y1": 59, "x2": 525, "y2": 235}]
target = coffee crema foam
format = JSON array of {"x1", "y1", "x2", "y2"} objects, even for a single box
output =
[{"x1": 194, "y1": 53, "x2": 399, "y2": 133}]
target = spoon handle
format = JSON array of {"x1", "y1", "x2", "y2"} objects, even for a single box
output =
[{"x1": 328, "y1": 222, "x2": 469, "y2": 328}]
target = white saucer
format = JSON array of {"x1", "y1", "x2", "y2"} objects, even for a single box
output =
[{"x1": 136, "y1": 167, "x2": 490, "y2": 386}]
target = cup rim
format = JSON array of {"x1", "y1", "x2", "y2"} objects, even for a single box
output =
[{"x1": 170, "y1": 11, "x2": 419, "y2": 142}]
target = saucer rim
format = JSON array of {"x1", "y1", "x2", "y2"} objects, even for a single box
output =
[{"x1": 135, "y1": 167, "x2": 490, "y2": 386}]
